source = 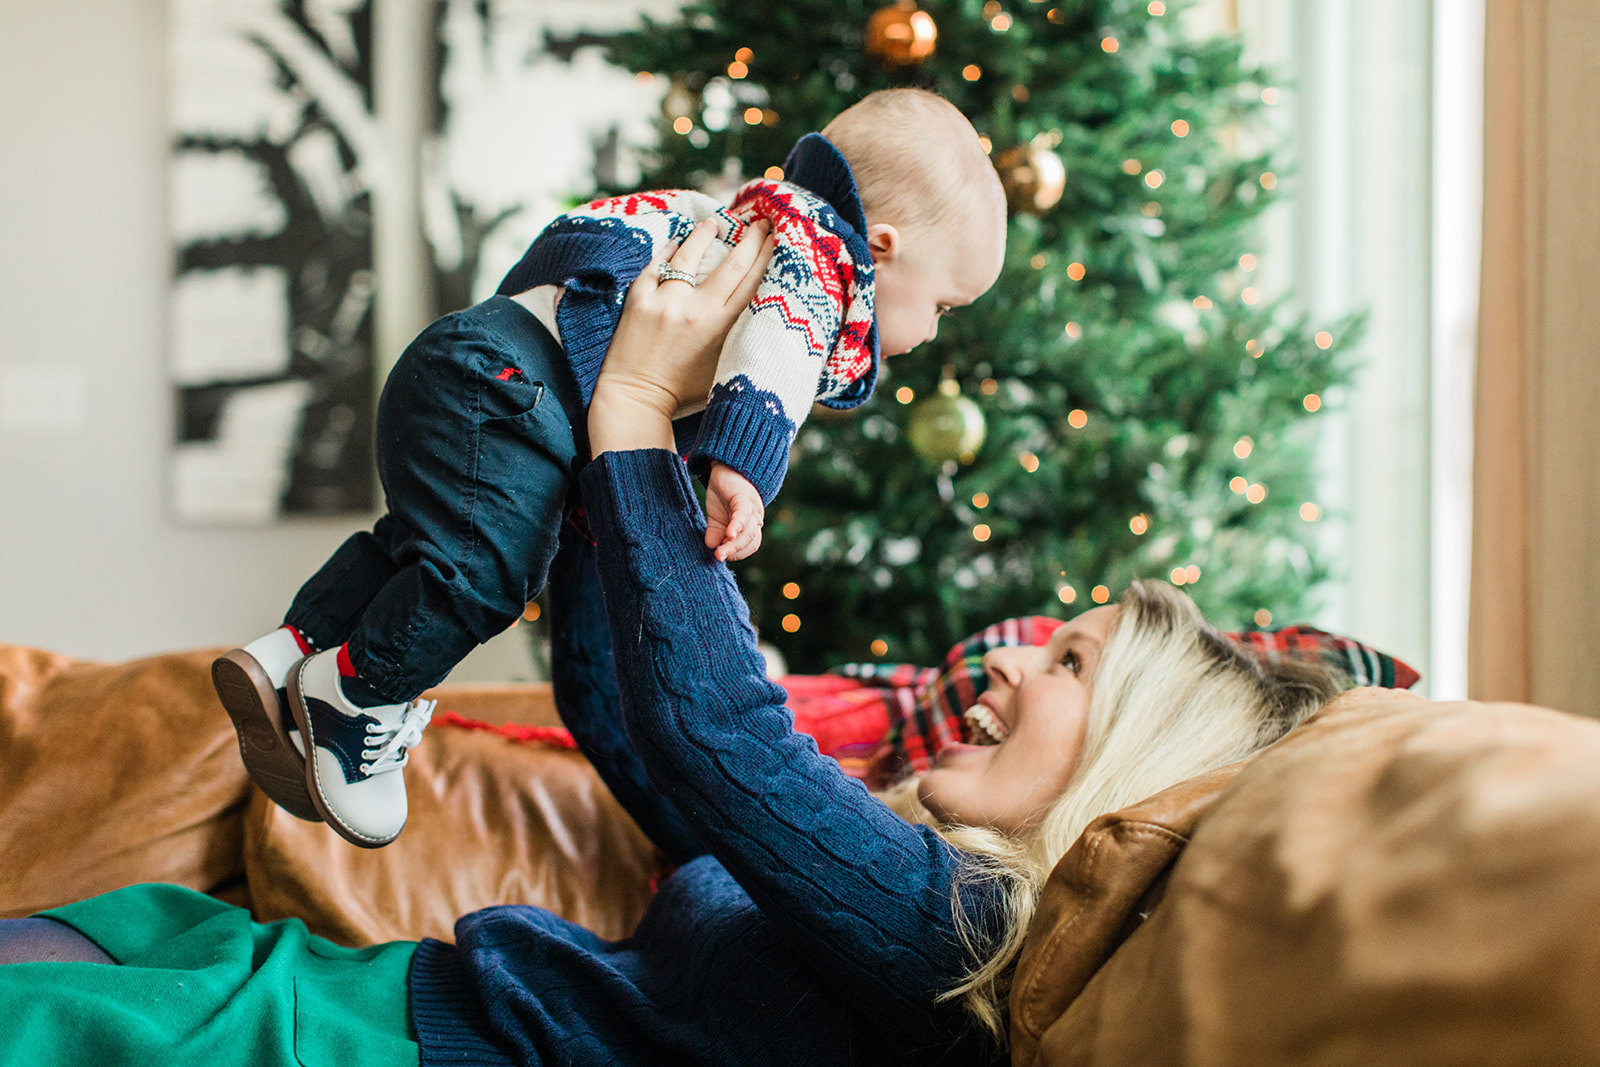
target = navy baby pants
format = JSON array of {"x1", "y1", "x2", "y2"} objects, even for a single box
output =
[{"x1": 284, "y1": 296, "x2": 584, "y2": 702}]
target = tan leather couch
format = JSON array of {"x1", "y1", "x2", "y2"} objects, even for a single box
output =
[{"x1": 4, "y1": 643, "x2": 1599, "y2": 1065}]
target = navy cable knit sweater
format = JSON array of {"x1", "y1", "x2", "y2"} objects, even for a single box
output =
[{"x1": 408, "y1": 450, "x2": 1003, "y2": 1066}]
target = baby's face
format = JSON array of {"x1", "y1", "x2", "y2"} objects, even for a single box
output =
[{"x1": 871, "y1": 215, "x2": 1003, "y2": 357}]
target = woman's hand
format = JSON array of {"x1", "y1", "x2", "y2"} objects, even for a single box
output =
[{"x1": 588, "y1": 218, "x2": 774, "y2": 455}]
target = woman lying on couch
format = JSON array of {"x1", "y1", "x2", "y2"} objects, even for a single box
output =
[{"x1": 0, "y1": 222, "x2": 1340, "y2": 1065}]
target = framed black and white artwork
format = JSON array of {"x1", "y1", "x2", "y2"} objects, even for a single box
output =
[{"x1": 168, "y1": 0, "x2": 671, "y2": 523}]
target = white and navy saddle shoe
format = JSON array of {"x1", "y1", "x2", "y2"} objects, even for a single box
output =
[{"x1": 287, "y1": 648, "x2": 434, "y2": 849}]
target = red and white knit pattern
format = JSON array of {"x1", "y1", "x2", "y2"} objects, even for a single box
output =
[{"x1": 565, "y1": 180, "x2": 874, "y2": 427}]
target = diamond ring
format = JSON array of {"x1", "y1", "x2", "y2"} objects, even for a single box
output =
[{"x1": 657, "y1": 263, "x2": 699, "y2": 287}]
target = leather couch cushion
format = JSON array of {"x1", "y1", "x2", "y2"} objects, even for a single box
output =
[
  {"x1": 1016, "y1": 687, "x2": 1600, "y2": 1066},
  {"x1": 0, "y1": 646, "x2": 661, "y2": 949},
  {"x1": 0, "y1": 645, "x2": 252, "y2": 918}
]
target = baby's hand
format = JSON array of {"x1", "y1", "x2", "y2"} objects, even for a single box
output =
[{"x1": 705, "y1": 463, "x2": 765, "y2": 562}]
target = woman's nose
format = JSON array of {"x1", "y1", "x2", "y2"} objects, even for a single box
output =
[{"x1": 983, "y1": 647, "x2": 1026, "y2": 688}]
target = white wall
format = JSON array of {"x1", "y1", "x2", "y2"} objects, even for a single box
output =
[{"x1": 0, "y1": 0, "x2": 537, "y2": 681}]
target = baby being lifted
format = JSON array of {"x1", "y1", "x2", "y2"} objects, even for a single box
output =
[
  {"x1": 502, "y1": 86, "x2": 1008, "y2": 560},
  {"x1": 214, "y1": 87, "x2": 1008, "y2": 849}
]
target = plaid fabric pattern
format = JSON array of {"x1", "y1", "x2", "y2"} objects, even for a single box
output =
[{"x1": 1230, "y1": 625, "x2": 1420, "y2": 690}]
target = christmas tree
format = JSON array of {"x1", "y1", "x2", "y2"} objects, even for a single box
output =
[{"x1": 602, "y1": 0, "x2": 1354, "y2": 670}]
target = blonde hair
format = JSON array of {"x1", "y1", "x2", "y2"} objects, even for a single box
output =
[
  {"x1": 821, "y1": 89, "x2": 1005, "y2": 240},
  {"x1": 879, "y1": 580, "x2": 1340, "y2": 1043}
]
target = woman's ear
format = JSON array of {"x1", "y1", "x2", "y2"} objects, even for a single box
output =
[{"x1": 866, "y1": 222, "x2": 901, "y2": 264}]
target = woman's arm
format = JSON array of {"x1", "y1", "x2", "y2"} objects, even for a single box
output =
[
  {"x1": 578, "y1": 452, "x2": 992, "y2": 1009},
  {"x1": 582, "y1": 226, "x2": 996, "y2": 1009},
  {"x1": 544, "y1": 521, "x2": 707, "y2": 866},
  {"x1": 537, "y1": 219, "x2": 774, "y2": 857},
  {"x1": 540, "y1": 220, "x2": 775, "y2": 862}
]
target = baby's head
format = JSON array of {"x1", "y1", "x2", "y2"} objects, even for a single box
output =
[{"x1": 823, "y1": 89, "x2": 1007, "y2": 356}]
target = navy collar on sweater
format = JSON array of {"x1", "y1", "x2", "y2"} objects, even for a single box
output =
[{"x1": 780, "y1": 134, "x2": 869, "y2": 237}]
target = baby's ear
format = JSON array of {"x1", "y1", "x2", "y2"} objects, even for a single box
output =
[{"x1": 866, "y1": 222, "x2": 901, "y2": 263}]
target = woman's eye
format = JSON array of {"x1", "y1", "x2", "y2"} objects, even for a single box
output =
[{"x1": 1059, "y1": 649, "x2": 1081, "y2": 673}]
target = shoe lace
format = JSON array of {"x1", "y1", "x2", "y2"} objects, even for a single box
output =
[{"x1": 360, "y1": 698, "x2": 435, "y2": 775}]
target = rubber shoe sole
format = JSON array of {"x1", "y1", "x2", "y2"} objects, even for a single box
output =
[{"x1": 213, "y1": 649, "x2": 323, "y2": 822}]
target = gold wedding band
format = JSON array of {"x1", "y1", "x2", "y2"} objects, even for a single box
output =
[{"x1": 657, "y1": 263, "x2": 699, "y2": 287}]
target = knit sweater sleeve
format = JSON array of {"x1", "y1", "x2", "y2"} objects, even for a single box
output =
[
  {"x1": 577, "y1": 449, "x2": 1000, "y2": 1010},
  {"x1": 543, "y1": 521, "x2": 708, "y2": 866}
]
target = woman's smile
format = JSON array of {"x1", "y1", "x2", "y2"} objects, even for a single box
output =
[{"x1": 963, "y1": 699, "x2": 1010, "y2": 745}]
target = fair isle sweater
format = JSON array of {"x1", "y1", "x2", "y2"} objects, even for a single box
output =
[
  {"x1": 407, "y1": 450, "x2": 1004, "y2": 1067},
  {"x1": 494, "y1": 135, "x2": 879, "y2": 504}
]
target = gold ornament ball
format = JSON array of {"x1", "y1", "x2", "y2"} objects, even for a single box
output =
[
  {"x1": 907, "y1": 392, "x2": 986, "y2": 464},
  {"x1": 995, "y1": 144, "x2": 1068, "y2": 215},
  {"x1": 864, "y1": 2, "x2": 938, "y2": 67}
]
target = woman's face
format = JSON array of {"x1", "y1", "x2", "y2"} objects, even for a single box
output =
[{"x1": 916, "y1": 605, "x2": 1119, "y2": 835}]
